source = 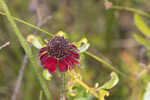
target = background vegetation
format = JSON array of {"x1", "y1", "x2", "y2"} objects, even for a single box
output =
[{"x1": 0, "y1": 0, "x2": 150, "y2": 100}]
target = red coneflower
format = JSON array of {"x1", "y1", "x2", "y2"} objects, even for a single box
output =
[{"x1": 39, "y1": 36, "x2": 80, "y2": 73}]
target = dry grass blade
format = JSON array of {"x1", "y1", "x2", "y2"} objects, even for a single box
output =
[{"x1": 0, "y1": 41, "x2": 10, "y2": 50}]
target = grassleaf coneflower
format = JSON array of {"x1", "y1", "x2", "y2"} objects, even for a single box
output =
[{"x1": 39, "y1": 36, "x2": 80, "y2": 73}]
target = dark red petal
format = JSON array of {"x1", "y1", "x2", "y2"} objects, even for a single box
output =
[
  {"x1": 63, "y1": 57, "x2": 74, "y2": 69},
  {"x1": 40, "y1": 53, "x2": 48, "y2": 65},
  {"x1": 71, "y1": 45, "x2": 77, "y2": 49},
  {"x1": 39, "y1": 47, "x2": 47, "y2": 53},
  {"x1": 59, "y1": 60, "x2": 68, "y2": 72},
  {"x1": 69, "y1": 56, "x2": 79, "y2": 66},
  {"x1": 44, "y1": 57, "x2": 57, "y2": 73},
  {"x1": 71, "y1": 51, "x2": 80, "y2": 59},
  {"x1": 71, "y1": 45, "x2": 80, "y2": 53}
]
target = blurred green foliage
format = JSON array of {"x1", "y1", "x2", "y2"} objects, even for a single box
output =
[{"x1": 1, "y1": 0, "x2": 150, "y2": 100}]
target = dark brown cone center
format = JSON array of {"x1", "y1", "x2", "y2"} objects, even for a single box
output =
[{"x1": 47, "y1": 36, "x2": 71, "y2": 59}]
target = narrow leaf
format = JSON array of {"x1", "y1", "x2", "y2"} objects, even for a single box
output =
[
  {"x1": 75, "y1": 38, "x2": 90, "y2": 53},
  {"x1": 134, "y1": 33, "x2": 150, "y2": 50},
  {"x1": 144, "y1": 82, "x2": 150, "y2": 100},
  {"x1": 78, "y1": 43, "x2": 90, "y2": 53},
  {"x1": 99, "y1": 89, "x2": 109, "y2": 100},
  {"x1": 100, "y1": 72, "x2": 119, "y2": 89},
  {"x1": 134, "y1": 14, "x2": 150, "y2": 38}
]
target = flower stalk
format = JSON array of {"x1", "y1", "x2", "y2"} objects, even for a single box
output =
[
  {"x1": 60, "y1": 73, "x2": 66, "y2": 100},
  {"x1": 68, "y1": 71, "x2": 99, "y2": 99},
  {"x1": 85, "y1": 51, "x2": 125, "y2": 76},
  {"x1": 0, "y1": 0, "x2": 52, "y2": 100},
  {"x1": 75, "y1": 78, "x2": 99, "y2": 98}
]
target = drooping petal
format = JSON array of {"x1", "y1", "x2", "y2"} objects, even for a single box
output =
[
  {"x1": 68, "y1": 55, "x2": 79, "y2": 66},
  {"x1": 63, "y1": 57, "x2": 74, "y2": 69},
  {"x1": 44, "y1": 57, "x2": 57, "y2": 73},
  {"x1": 39, "y1": 47, "x2": 47, "y2": 54},
  {"x1": 71, "y1": 51, "x2": 80, "y2": 59},
  {"x1": 40, "y1": 53, "x2": 49, "y2": 65},
  {"x1": 71, "y1": 45, "x2": 77, "y2": 49},
  {"x1": 59, "y1": 60, "x2": 68, "y2": 72}
]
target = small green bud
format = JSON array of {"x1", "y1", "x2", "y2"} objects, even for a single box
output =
[
  {"x1": 56, "y1": 31, "x2": 68, "y2": 38},
  {"x1": 42, "y1": 69, "x2": 52, "y2": 80},
  {"x1": 27, "y1": 34, "x2": 44, "y2": 49}
]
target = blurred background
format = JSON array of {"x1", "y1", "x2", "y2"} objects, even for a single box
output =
[{"x1": 0, "y1": 0, "x2": 150, "y2": 100}]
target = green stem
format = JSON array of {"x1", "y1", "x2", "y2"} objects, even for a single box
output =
[
  {"x1": 0, "y1": 0, "x2": 52, "y2": 100},
  {"x1": 62, "y1": 73, "x2": 65, "y2": 93},
  {"x1": 111, "y1": 6, "x2": 150, "y2": 19},
  {"x1": 0, "y1": 11, "x2": 54, "y2": 37},
  {"x1": 68, "y1": 71, "x2": 99, "y2": 99},
  {"x1": 85, "y1": 51, "x2": 125, "y2": 76},
  {"x1": 60, "y1": 73, "x2": 66, "y2": 100},
  {"x1": 40, "y1": 91, "x2": 43, "y2": 100}
]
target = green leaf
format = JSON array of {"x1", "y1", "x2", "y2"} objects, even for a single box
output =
[
  {"x1": 134, "y1": 14, "x2": 150, "y2": 38},
  {"x1": 97, "y1": 72, "x2": 119, "y2": 100},
  {"x1": 78, "y1": 43, "x2": 90, "y2": 53},
  {"x1": 100, "y1": 72, "x2": 119, "y2": 89},
  {"x1": 75, "y1": 38, "x2": 90, "y2": 53},
  {"x1": 67, "y1": 84, "x2": 92, "y2": 100},
  {"x1": 144, "y1": 82, "x2": 150, "y2": 100},
  {"x1": 134, "y1": 34, "x2": 150, "y2": 50},
  {"x1": 99, "y1": 89, "x2": 109, "y2": 100}
]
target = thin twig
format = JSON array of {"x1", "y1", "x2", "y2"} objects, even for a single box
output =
[
  {"x1": 11, "y1": 55, "x2": 28, "y2": 100},
  {"x1": 0, "y1": 41, "x2": 10, "y2": 50},
  {"x1": 85, "y1": 51, "x2": 124, "y2": 76},
  {"x1": 37, "y1": 16, "x2": 52, "y2": 27},
  {"x1": 10, "y1": 11, "x2": 52, "y2": 100}
]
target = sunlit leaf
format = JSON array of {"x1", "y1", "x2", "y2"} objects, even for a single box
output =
[
  {"x1": 67, "y1": 81, "x2": 93, "y2": 100},
  {"x1": 134, "y1": 14, "x2": 150, "y2": 38},
  {"x1": 98, "y1": 72, "x2": 118, "y2": 100},
  {"x1": 78, "y1": 43, "x2": 90, "y2": 53},
  {"x1": 100, "y1": 72, "x2": 119, "y2": 89},
  {"x1": 95, "y1": 82, "x2": 99, "y2": 88},
  {"x1": 99, "y1": 89, "x2": 109, "y2": 100},
  {"x1": 44, "y1": 39, "x2": 49, "y2": 43},
  {"x1": 134, "y1": 33, "x2": 150, "y2": 50},
  {"x1": 76, "y1": 38, "x2": 88, "y2": 46},
  {"x1": 75, "y1": 38, "x2": 90, "y2": 53},
  {"x1": 144, "y1": 82, "x2": 150, "y2": 100}
]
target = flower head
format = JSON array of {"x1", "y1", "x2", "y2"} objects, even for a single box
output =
[{"x1": 39, "y1": 36, "x2": 80, "y2": 73}]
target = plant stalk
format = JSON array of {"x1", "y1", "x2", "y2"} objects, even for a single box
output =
[{"x1": 0, "y1": 0, "x2": 52, "y2": 100}]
